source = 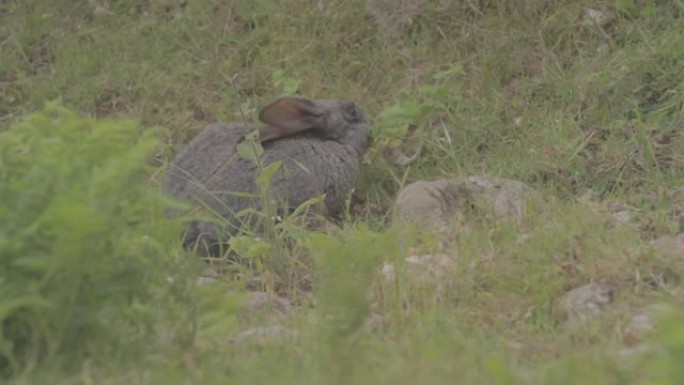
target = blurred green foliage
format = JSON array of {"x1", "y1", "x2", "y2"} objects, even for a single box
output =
[{"x1": 0, "y1": 104, "x2": 206, "y2": 377}]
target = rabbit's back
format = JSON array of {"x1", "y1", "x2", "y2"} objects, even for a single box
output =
[
  {"x1": 166, "y1": 127, "x2": 359, "y2": 233},
  {"x1": 263, "y1": 136, "x2": 360, "y2": 215},
  {"x1": 165, "y1": 123, "x2": 253, "y2": 202},
  {"x1": 200, "y1": 135, "x2": 361, "y2": 219}
]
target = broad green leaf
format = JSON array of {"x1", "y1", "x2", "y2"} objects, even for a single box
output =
[
  {"x1": 236, "y1": 132, "x2": 263, "y2": 164},
  {"x1": 256, "y1": 160, "x2": 282, "y2": 189}
]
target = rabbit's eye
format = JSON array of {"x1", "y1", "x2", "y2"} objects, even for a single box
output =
[{"x1": 344, "y1": 103, "x2": 362, "y2": 122}]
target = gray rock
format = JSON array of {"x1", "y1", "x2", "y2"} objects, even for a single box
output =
[
  {"x1": 393, "y1": 176, "x2": 535, "y2": 233},
  {"x1": 651, "y1": 233, "x2": 684, "y2": 260},
  {"x1": 559, "y1": 282, "x2": 613, "y2": 326},
  {"x1": 393, "y1": 179, "x2": 460, "y2": 233},
  {"x1": 462, "y1": 176, "x2": 531, "y2": 219},
  {"x1": 617, "y1": 305, "x2": 670, "y2": 359}
]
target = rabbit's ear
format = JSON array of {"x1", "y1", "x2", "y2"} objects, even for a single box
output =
[{"x1": 258, "y1": 97, "x2": 323, "y2": 143}]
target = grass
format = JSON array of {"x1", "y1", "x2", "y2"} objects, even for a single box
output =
[{"x1": 1, "y1": 0, "x2": 684, "y2": 383}]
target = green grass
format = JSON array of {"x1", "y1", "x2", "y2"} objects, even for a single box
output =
[{"x1": 1, "y1": 0, "x2": 684, "y2": 383}]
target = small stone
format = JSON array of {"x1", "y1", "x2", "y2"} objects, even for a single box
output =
[
  {"x1": 617, "y1": 344, "x2": 654, "y2": 359},
  {"x1": 381, "y1": 262, "x2": 396, "y2": 282},
  {"x1": 651, "y1": 233, "x2": 684, "y2": 260},
  {"x1": 405, "y1": 253, "x2": 457, "y2": 279},
  {"x1": 625, "y1": 311, "x2": 657, "y2": 336},
  {"x1": 582, "y1": 8, "x2": 615, "y2": 28},
  {"x1": 244, "y1": 291, "x2": 293, "y2": 316},
  {"x1": 379, "y1": 253, "x2": 457, "y2": 286},
  {"x1": 230, "y1": 326, "x2": 298, "y2": 345},
  {"x1": 604, "y1": 201, "x2": 637, "y2": 227},
  {"x1": 623, "y1": 305, "x2": 668, "y2": 344},
  {"x1": 513, "y1": 116, "x2": 523, "y2": 128},
  {"x1": 196, "y1": 276, "x2": 220, "y2": 286},
  {"x1": 611, "y1": 210, "x2": 633, "y2": 225},
  {"x1": 367, "y1": 313, "x2": 390, "y2": 331}
]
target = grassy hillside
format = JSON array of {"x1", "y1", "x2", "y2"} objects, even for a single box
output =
[{"x1": 1, "y1": 0, "x2": 684, "y2": 384}]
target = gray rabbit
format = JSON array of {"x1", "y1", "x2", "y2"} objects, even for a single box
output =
[{"x1": 164, "y1": 96, "x2": 371, "y2": 256}]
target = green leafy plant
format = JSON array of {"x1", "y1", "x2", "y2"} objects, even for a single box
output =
[
  {"x1": 308, "y1": 226, "x2": 400, "y2": 382},
  {"x1": 272, "y1": 69, "x2": 301, "y2": 95},
  {"x1": 232, "y1": 129, "x2": 328, "y2": 283},
  {"x1": 372, "y1": 64, "x2": 464, "y2": 145},
  {"x1": 0, "y1": 103, "x2": 207, "y2": 376}
]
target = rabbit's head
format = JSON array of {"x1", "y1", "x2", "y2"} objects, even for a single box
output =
[{"x1": 257, "y1": 96, "x2": 370, "y2": 156}]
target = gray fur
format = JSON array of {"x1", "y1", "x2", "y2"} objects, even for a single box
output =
[{"x1": 164, "y1": 97, "x2": 370, "y2": 256}]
